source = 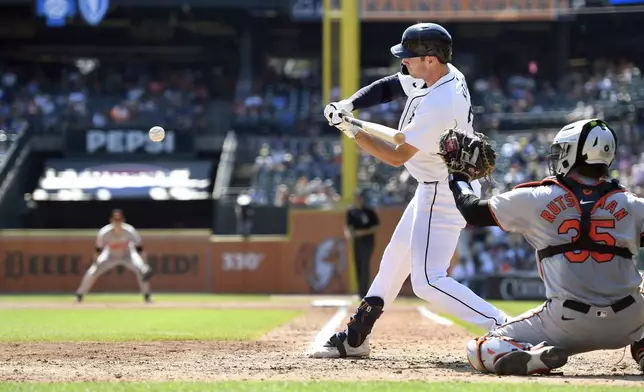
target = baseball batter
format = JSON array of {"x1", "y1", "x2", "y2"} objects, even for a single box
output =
[
  {"x1": 75, "y1": 209, "x2": 154, "y2": 303},
  {"x1": 446, "y1": 118, "x2": 644, "y2": 375},
  {"x1": 311, "y1": 23, "x2": 508, "y2": 359}
]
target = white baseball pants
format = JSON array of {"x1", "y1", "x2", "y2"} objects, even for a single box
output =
[
  {"x1": 76, "y1": 250, "x2": 151, "y2": 295},
  {"x1": 366, "y1": 180, "x2": 507, "y2": 331}
]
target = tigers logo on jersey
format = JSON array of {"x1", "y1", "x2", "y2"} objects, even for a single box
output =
[{"x1": 79, "y1": 0, "x2": 109, "y2": 26}]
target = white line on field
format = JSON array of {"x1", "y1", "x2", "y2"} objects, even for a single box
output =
[
  {"x1": 306, "y1": 306, "x2": 348, "y2": 354},
  {"x1": 418, "y1": 306, "x2": 454, "y2": 326}
]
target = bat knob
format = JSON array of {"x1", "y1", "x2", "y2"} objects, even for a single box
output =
[{"x1": 394, "y1": 133, "x2": 406, "y2": 145}]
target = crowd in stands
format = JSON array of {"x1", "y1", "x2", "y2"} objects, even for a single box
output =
[
  {"x1": 0, "y1": 61, "x2": 220, "y2": 134},
  {"x1": 232, "y1": 58, "x2": 324, "y2": 135},
  {"x1": 235, "y1": 57, "x2": 643, "y2": 132},
  {"x1": 0, "y1": 68, "x2": 29, "y2": 167},
  {"x1": 3, "y1": 56, "x2": 643, "y2": 274},
  {"x1": 246, "y1": 57, "x2": 644, "y2": 275},
  {"x1": 250, "y1": 137, "x2": 342, "y2": 208}
]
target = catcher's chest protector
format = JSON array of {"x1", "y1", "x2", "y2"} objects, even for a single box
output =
[{"x1": 515, "y1": 176, "x2": 632, "y2": 261}]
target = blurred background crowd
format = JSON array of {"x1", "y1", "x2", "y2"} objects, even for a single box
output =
[
  {"x1": 2, "y1": 2, "x2": 644, "y2": 280},
  {"x1": 6, "y1": 56, "x2": 643, "y2": 275}
]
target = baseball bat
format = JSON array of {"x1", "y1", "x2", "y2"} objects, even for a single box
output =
[{"x1": 340, "y1": 113, "x2": 406, "y2": 145}]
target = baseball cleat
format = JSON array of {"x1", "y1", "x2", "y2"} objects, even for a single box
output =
[
  {"x1": 144, "y1": 293, "x2": 152, "y2": 303},
  {"x1": 309, "y1": 332, "x2": 371, "y2": 358},
  {"x1": 494, "y1": 344, "x2": 568, "y2": 376},
  {"x1": 75, "y1": 294, "x2": 83, "y2": 303}
]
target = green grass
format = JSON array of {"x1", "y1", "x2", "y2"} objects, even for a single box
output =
[
  {"x1": 0, "y1": 382, "x2": 639, "y2": 392},
  {"x1": 0, "y1": 309, "x2": 301, "y2": 341},
  {"x1": 0, "y1": 294, "x2": 271, "y2": 303}
]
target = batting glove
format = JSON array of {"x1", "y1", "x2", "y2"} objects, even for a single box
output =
[
  {"x1": 324, "y1": 100, "x2": 354, "y2": 126},
  {"x1": 334, "y1": 109, "x2": 360, "y2": 139}
]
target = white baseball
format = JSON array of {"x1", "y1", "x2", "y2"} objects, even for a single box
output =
[{"x1": 149, "y1": 126, "x2": 165, "y2": 142}]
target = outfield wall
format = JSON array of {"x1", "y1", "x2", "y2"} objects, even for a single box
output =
[{"x1": 0, "y1": 208, "x2": 422, "y2": 295}]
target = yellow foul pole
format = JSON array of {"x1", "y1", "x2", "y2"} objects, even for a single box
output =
[
  {"x1": 340, "y1": 0, "x2": 359, "y2": 205},
  {"x1": 342, "y1": 0, "x2": 359, "y2": 295},
  {"x1": 322, "y1": 0, "x2": 332, "y2": 105},
  {"x1": 323, "y1": 0, "x2": 360, "y2": 295}
]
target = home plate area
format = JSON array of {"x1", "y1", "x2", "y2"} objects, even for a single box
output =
[{"x1": 0, "y1": 300, "x2": 641, "y2": 385}]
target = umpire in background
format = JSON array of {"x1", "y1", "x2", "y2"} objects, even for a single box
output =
[{"x1": 345, "y1": 189, "x2": 380, "y2": 298}]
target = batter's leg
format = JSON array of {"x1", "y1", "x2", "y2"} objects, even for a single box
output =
[
  {"x1": 309, "y1": 197, "x2": 414, "y2": 358},
  {"x1": 409, "y1": 183, "x2": 507, "y2": 331},
  {"x1": 75, "y1": 252, "x2": 116, "y2": 302},
  {"x1": 364, "y1": 197, "x2": 415, "y2": 307},
  {"x1": 361, "y1": 245, "x2": 374, "y2": 299},
  {"x1": 124, "y1": 251, "x2": 152, "y2": 302}
]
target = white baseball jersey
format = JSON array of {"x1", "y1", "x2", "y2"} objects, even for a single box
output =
[
  {"x1": 96, "y1": 223, "x2": 142, "y2": 257},
  {"x1": 397, "y1": 63, "x2": 474, "y2": 183},
  {"x1": 358, "y1": 63, "x2": 506, "y2": 333}
]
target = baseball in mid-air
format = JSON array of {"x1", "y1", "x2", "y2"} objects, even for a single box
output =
[{"x1": 149, "y1": 126, "x2": 165, "y2": 142}]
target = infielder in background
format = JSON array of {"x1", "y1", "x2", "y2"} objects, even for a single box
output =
[
  {"x1": 75, "y1": 209, "x2": 154, "y2": 303},
  {"x1": 311, "y1": 23, "x2": 508, "y2": 359},
  {"x1": 442, "y1": 118, "x2": 644, "y2": 375}
]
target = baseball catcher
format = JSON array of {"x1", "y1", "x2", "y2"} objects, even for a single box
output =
[{"x1": 440, "y1": 119, "x2": 644, "y2": 375}]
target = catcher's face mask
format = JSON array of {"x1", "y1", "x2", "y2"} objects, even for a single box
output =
[{"x1": 548, "y1": 142, "x2": 570, "y2": 176}]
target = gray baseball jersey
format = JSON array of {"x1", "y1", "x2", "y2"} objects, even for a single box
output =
[
  {"x1": 96, "y1": 223, "x2": 142, "y2": 258},
  {"x1": 488, "y1": 177, "x2": 643, "y2": 306}
]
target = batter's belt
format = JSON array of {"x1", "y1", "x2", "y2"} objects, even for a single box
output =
[{"x1": 563, "y1": 294, "x2": 635, "y2": 315}]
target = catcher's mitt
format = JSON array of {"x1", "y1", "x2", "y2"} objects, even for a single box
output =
[{"x1": 438, "y1": 128, "x2": 496, "y2": 181}]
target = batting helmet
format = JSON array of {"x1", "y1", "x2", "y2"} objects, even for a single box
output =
[{"x1": 390, "y1": 23, "x2": 452, "y2": 64}]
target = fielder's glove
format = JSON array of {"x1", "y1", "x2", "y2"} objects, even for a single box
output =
[
  {"x1": 438, "y1": 128, "x2": 496, "y2": 181},
  {"x1": 323, "y1": 100, "x2": 359, "y2": 139}
]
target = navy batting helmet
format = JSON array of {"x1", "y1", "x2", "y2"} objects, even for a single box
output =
[{"x1": 390, "y1": 23, "x2": 452, "y2": 64}]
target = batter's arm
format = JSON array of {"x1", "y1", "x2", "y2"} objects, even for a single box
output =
[
  {"x1": 354, "y1": 131, "x2": 418, "y2": 167},
  {"x1": 448, "y1": 173, "x2": 497, "y2": 226},
  {"x1": 346, "y1": 74, "x2": 407, "y2": 110}
]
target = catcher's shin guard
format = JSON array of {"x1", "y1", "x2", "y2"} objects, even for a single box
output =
[
  {"x1": 467, "y1": 336, "x2": 568, "y2": 375},
  {"x1": 631, "y1": 338, "x2": 644, "y2": 372}
]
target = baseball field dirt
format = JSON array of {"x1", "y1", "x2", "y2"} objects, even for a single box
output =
[{"x1": 0, "y1": 300, "x2": 642, "y2": 387}]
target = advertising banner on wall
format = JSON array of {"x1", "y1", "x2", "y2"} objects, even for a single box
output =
[
  {"x1": 64, "y1": 128, "x2": 194, "y2": 156},
  {"x1": 1, "y1": 208, "x2": 421, "y2": 294},
  {"x1": 0, "y1": 233, "x2": 210, "y2": 293}
]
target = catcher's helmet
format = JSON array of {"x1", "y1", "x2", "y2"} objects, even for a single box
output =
[
  {"x1": 390, "y1": 23, "x2": 452, "y2": 63},
  {"x1": 548, "y1": 119, "x2": 617, "y2": 177}
]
